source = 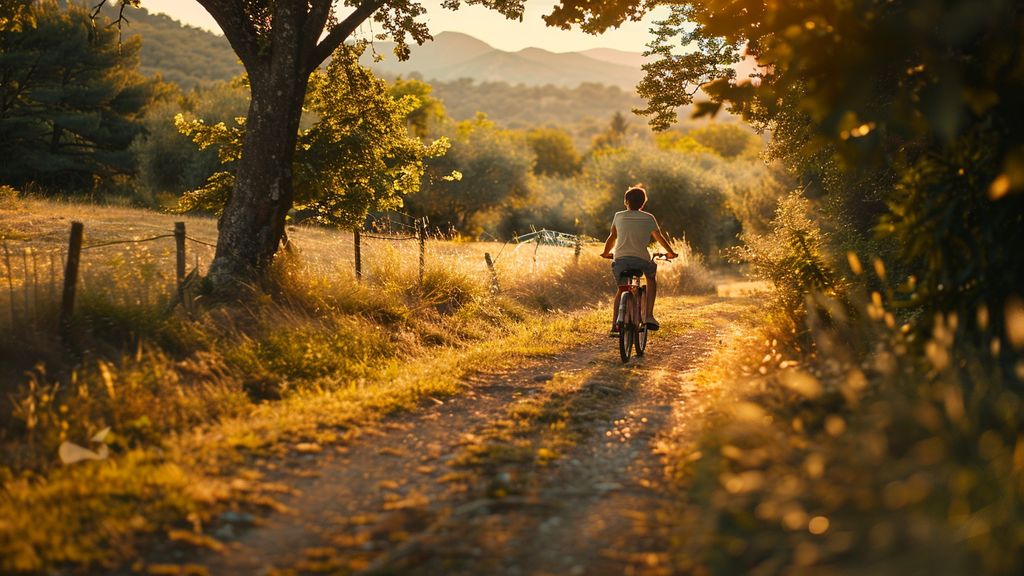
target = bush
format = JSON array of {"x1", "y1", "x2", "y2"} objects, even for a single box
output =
[
  {"x1": 0, "y1": 185, "x2": 20, "y2": 209},
  {"x1": 669, "y1": 278, "x2": 1024, "y2": 574},
  {"x1": 578, "y1": 146, "x2": 737, "y2": 259},
  {"x1": 730, "y1": 191, "x2": 844, "y2": 342},
  {"x1": 658, "y1": 240, "x2": 716, "y2": 296}
]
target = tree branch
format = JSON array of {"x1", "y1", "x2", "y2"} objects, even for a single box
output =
[
  {"x1": 301, "y1": 0, "x2": 333, "y2": 68},
  {"x1": 309, "y1": 0, "x2": 386, "y2": 73},
  {"x1": 90, "y1": 0, "x2": 128, "y2": 28},
  {"x1": 195, "y1": 0, "x2": 261, "y2": 70}
]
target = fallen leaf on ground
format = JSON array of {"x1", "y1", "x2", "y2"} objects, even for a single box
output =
[{"x1": 58, "y1": 441, "x2": 109, "y2": 465}]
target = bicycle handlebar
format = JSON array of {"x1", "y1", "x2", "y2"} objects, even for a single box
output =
[{"x1": 602, "y1": 252, "x2": 678, "y2": 261}]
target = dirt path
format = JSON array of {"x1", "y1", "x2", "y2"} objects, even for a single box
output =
[{"x1": 150, "y1": 296, "x2": 749, "y2": 575}]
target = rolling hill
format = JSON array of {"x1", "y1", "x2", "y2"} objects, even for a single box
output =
[
  {"x1": 107, "y1": 2, "x2": 650, "y2": 94},
  {"x1": 95, "y1": 4, "x2": 655, "y2": 131},
  {"x1": 99, "y1": 4, "x2": 242, "y2": 89},
  {"x1": 362, "y1": 32, "x2": 645, "y2": 90}
]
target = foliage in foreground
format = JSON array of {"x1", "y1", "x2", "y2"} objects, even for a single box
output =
[
  {"x1": 637, "y1": 0, "x2": 1024, "y2": 375},
  {"x1": 673, "y1": 193, "x2": 1024, "y2": 574},
  {"x1": 672, "y1": 282, "x2": 1024, "y2": 574}
]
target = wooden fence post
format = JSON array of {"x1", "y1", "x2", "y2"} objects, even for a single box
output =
[
  {"x1": 417, "y1": 218, "x2": 426, "y2": 285},
  {"x1": 484, "y1": 252, "x2": 500, "y2": 294},
  {"x1": 354, "y1": 227, "x2": 362, "y2": 280},
  {"x1": 174, "y1": 222, "x2": 186, "y2": 296},
  {"x1": 21, "y1": 249, "x2": 29, "y2": 323},
  {"x1": 2, "y1": 240, "x2": 15, "y2": 326},
  {"x1": 30, "y1": 249, "x2": 39, "y2": 327},
  {"x1": 59, "y1": 221, "x2": 84, "y2": 341},
  {"x1": 574, "y1": 234, "x2": 582, "y2": 265}
]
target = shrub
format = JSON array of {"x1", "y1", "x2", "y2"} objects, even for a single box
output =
[
  {"x1": 579, "y1": 146, "x2": 737, "y2": 259},
  {"x1": 0, "y1": 185, "x2": 20, "y2": 209},
  {"x1": 658, "y1": 240, "x2": 715, "y2": 296},
  {"x1": 730, "y1": 191, "x2": 844, "y2": 342}
]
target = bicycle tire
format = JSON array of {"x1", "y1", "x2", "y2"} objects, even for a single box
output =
[
  {"x1": 636, "y1": 286, "x2": 648, "y2": 356},
  {"x1": 619, "y1": 291, "x2": 635, "y2": 363}
]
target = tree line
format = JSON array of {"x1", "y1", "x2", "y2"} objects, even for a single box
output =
[{"x1": 1, "y1": 1, "x2": 774, "y2": 263}]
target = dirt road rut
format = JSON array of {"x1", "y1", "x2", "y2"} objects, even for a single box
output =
[{"x1": 161, "y1": 296, "x2": 747, "y2": 575}]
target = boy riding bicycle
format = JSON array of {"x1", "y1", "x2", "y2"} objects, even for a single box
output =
[{"x1": 600, "y1": 185, "x2": 678, "y2": 337}]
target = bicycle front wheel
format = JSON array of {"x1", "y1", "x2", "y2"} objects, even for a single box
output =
[
  {"x1": 618, "y1": 291, "x2": 635, "y2": 363},
  {"x1": 636, "y1": 286, "x2": 648, "y2": 356}
]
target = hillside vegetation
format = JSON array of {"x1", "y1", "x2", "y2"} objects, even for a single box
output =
[
  {"x1": 429, "y1": 80, "x2": 644, "y2": 134},
  {"x1": 102, "y1": 4, "x2": 241, "y2": 88},
  {"x1": 107, "y1": 5, "x2": 660, "y2": 133}
]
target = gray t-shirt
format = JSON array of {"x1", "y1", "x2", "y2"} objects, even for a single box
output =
[{"x1": 612, "y1": 210, "x2": 657, "y2": 260}]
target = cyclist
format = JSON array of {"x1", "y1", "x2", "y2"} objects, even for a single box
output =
[{"x1": 600, "y1": 185, "x2": 678, "y2": 337}]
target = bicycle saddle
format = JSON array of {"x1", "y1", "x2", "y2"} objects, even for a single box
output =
[{"x1": 619, "y1": 269, "x2": 644, "y2": 279}]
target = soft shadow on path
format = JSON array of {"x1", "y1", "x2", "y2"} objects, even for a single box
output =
[
  {"x1": 390, "y1": 298, "x2": 748, "y2": 576},
  {"x1": 149, "y1": 295, "x2": 753, "y2": 575}
]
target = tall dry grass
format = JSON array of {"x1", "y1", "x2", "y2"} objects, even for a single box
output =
[
  {"x1": 0, "y1": 197, "x2": 728, "y2": 573},
  {"x1": 0, "y1": 201, "x2": 624, "y2": 471}
]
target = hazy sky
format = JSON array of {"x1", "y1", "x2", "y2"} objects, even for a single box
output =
[{"x1": 138, "y1": 1, "x2": 668, "y2": 53}]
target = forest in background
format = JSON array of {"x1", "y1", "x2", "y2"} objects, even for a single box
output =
[{"x1": 3, "y1": 1, "x2": 774, "y2": 258}]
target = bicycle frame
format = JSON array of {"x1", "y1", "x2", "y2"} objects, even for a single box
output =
[
  {"x1": 613, "y1": 253, "x2": 669, "y2": 363},
  {"x1": 615, "y1": 272, "x2": 648, "y2": 363}
]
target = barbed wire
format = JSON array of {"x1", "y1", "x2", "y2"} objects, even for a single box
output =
[
  {"x1": 82, "y1": 234, "x2": 176, "y2": 251},
  {"x1": 366, "y1": 212, "x2": 420, "y2": 234},
  {"x1": 185, "y1": 235, "x2": 217, "y2": 248},
  {"x1": 361, "y1": 233, "x2": 418, "y2": 241}
]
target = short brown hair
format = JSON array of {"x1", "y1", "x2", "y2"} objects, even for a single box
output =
[{"x1": 624, "y1": 185, "x2": 647, "y2": 210}]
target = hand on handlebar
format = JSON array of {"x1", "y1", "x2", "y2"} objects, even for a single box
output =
[{"x1": 600, "y1": 252, "x2": 614, "y2": 259}]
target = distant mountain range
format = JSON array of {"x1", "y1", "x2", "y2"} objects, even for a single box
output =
[
  {"x1": 362, "y1": 32, "x2": 647, "y2": 90},
  {"x1": 97, "y1": 5, "x2": 656, "y2": 133},
  {"x1": 107, "y1": 2, "x2": 648, "y2": 92}
]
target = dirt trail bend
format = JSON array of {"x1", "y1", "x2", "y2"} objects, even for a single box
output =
[{"x1": 160, "y1": 295, "x2": 750, "y2": 576}]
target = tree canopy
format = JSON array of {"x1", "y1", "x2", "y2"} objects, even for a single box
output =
[
  {"x1": 411, "y1": 114, "x2": 533, "y2": 234},
  {"x1": 527, "y1": 127, "x2": 581, "y2": 177},
  {"x1": 0, "y1": 0, "x2": 161, "y2": 191},
  {"x1": 389, "y1": 76, "x2": 445, "y2": 139},
  {"x1": 176, "y1": 44, "x2": 447, "y2": 228},
  {"x1": 632, "y1": 0, "x2": 1024, "y2": 346}
]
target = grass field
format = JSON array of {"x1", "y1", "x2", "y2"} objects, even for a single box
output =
[{"x1": 0, "y1": 197, "x2": 713, "y2": 572}]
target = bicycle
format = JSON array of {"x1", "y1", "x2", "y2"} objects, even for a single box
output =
[{"x1": 614, "y1": 253, "x2": 671, "y2": 363}]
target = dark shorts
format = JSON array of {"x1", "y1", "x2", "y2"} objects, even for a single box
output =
[{"x1": 612, "y1": 256, "x2": 656, "y2": 283}]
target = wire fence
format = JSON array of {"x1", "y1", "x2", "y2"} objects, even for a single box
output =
[
  {"x1": 1, "y1": 221, "x2": 218, "y2": 338},
  {"x1": 1, "y1": 216, "x2": 589, "y2": 339}
]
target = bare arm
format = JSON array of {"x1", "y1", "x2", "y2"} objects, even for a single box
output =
[
  {"x1": 652, "y1": 229, "x2": 678, "y2": 259},
  {"x1": 601, "y1": 225, "x2": 617, "y2": 259}
]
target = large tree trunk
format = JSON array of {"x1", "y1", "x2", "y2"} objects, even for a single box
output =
[
  {"x1": 192, "y1": 0, "x2": 391, "y2": 291},
  {"x1": 206, "y1": 5, "x2": 308, "y2": 289},
  {"x1": 207, "y1": 71, "x2": 306, "y2": 287}
]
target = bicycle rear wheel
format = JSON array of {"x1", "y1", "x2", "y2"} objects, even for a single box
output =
[
  {"x1": 618, "y1": 291, "x2": 635, "y2": 363},
  {"x1": 636, "y1": 286, "x2": 648, "y2": 356}
]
